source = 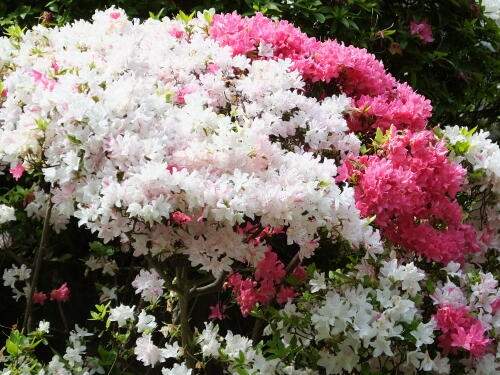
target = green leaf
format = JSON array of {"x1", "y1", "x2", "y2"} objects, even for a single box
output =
[
  {"x1": 5, "y1": 339, "x2": 19, "y2": 356},
  {"x1": 315, "y1": 13, "x2": 326, "y2": 23},
  {"x1": 203, "y1": 11, "x2": 213, "y2": 24},
  {"x1": 67, "y1": 135, "x2": 82, "y2": 145},
  {"x1": 374, "y1": 127, "x2": 385, "y2": 144},
  {"x1": 176, "y1": 10, "x2": 195, "y2": 24}
]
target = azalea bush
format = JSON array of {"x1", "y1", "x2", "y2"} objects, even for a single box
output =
[
  {"x1": 0, "y1": 7, "x2": 499, "y2": 375},
  {"x1": 2, "y1": 1, "x2": 500, "y2": 141}
]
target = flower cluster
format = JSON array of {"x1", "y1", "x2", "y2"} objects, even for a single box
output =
[
  {"x1": 209, "y1": 12, "x2": 432, "y2": 133},
  {"x1": 226, "y1": 250, "x2": 301, "y2": 316},
  {"x1": 0, "y1": 7, "x2": 380, "y2": 276},
  {"x1": 0, "y1": 204, "x2": 16, "y2": 224},
  {"x1": 2, "y1": 264, "x2": 31, "y2": 301},
  {"x1": 345, "y1": 129, "x2": 480, "y2": 263},
  {"x1": 0, "y1": 7, "x2": 499, "y2": 375},
  {"x1": 443, "y1": 126, "x2": 500, "y2": 253}
]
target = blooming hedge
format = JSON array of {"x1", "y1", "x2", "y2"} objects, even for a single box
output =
[{"x1": 0, "y1": 7, "x2": 499, "y2": 375}]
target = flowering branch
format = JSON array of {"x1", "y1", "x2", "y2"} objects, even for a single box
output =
[{"x1": 22, "y1": 199, "x2": 53, "y2": 333}]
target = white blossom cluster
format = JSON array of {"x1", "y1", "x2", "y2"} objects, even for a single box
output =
[
  {"x1": 196, "y1": 257, "x2": 454, "y2": 375},
  {"x1": 2, "y1": 263, "x2": 31, "y2": 301},
  {"x1": 106, "y1": 303, "x2": 185, "y2": 371},
  {"x1": 0, "y1": 7, "x2": 381, "y2": 274},
  {"x1": 0, "y1": 204, "x2": 16, "y2": 224},
  {"x1": 482, "y1": 0, "x2": 500, "y2": 26},
  {"x1": 443, "y1": 126, "x2": 500, "y2": 252},
  {"x1": 45, "y1": 325, "x2": 104, "y2": 375}
]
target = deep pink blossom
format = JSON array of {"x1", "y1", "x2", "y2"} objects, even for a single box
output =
[
  {"x1": 410, "y1": 20, "x2": 434, "y2": 44},
  {"x1": 292, "y1": 265, "x2": 307, "y2": 280},
  {"x1": 32, "y1": 292, "x2": 47, "y2": 305},
  {"x1": 227, "y1": 250, "x2": 298, "y2": 316},
  {"x1": 168, "y1": 27, "x2": 184, "y2": 39},
  {"x1": 10, "y1": 164, "x2": 25, "y2": 180},
  {"x1": 171, "y1": 211, "x2": 192, "y2": 226},
  {"x1": 350, "y1": 129, "x2": 479, "y2": 264},
  {"x1": 50, "y1": 282, "x2": 70, "y2": 302},
  {"x1": 51, "y1": 60, "x2": 60, "y2": 73},
  {"x1": 166, "y1": 163, "x2": 184, "y2": 174},
  {"x1": 208, "y1": 303, "x2": 226, "y2": 320},
  {"x1": 434, "y1": 304, "x2": 492, "y2": 358},
  {"x1": 276, "y1": 285, "x2": 298, "y2": 304}
]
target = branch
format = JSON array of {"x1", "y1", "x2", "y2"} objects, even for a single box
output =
[
  {"x1": 2, "y1": 248, "x2": 28, "y2": 265},
  {"x1": 285, "y1": 251, "x2": 301, "y2": 275},
  {"x1": 23, "y1": 199, "x2": 53, "y2": 333},
  {"x1": 189, "y1": 272, "x2": 225, "y2": 298}
]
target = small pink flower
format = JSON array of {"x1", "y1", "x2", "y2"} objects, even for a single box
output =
[
  {"x1": 208, "y1": 303, "x2": 226, "y2": 320},
  {"x1": 32, "y1": 292, "x2": 47, "y2": 305},
  {"x1": 51, "y1": 60, "x2": 59, "y2": 73},
  {"x1": 31, "y1": 69, "x2": 57, "y2": 91},
  {"x1": 176, "y1": 86, "x2": 195, "y2": 104},
  {"x1": 410, "y1": 20, "x2": 434, "y2": 44},
  {"x1": 276, "y1": 285, "x2": 298, "y2": 304},
  {"x1": 206, "y1": 63, "x2": 220, "y2": 74},
  {"x1": 1, "y1": 89, "x2": 7, "y2": 97},
  {"x1": 171, "y1": 211, "x2": 192, "y2": 226},
  {"x1": 168, "y1": 27, "x2": 184, "y2": 39},
  {"x1": 50, "y1": 282, "x2": 70, "y2": 302},
  {"x1": 166, "y1": 163, "x2": 184, "y2": 174},
  {"x1": 10, "y1": 164, "x2": 25, "y2": 180},
  {"x1": 292, "y1": 265, "x2": 307, "y2": 280},
  {"x1": 110, "y1": 12, "x2": 121, "y2": 19}
]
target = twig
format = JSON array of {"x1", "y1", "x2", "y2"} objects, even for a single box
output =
[
  {"x1": 22, "y1": 199, "x2": 53, "y2": 333},
  {"x1": 2, "y1": 248, "x2": 28, "y2": 265},
  {"x1": 189, "y1": 272, "x2": 225, "y2": 298},
  {"x1": 285, "y1": 251, "x2": 301, "y2": 275},
  {"x1": 57, "y1": 301, "x2": 68, "y2": 332}
]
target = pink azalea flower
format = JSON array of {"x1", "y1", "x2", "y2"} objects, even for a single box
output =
[
  {"x1": 208, "y1": 303, "x2": 226, "y2": 320},
  {"x1": 51, "y1": 60, "x2": 59, "y2": 73},
  {"x1": 31, "y1": 69, "x2": 57, "y2": 91},
  {"x1": 292, "y1": 265, "x2": 307, "y2": 280},
  {"x1": 168, "y1": 27, "x2": 184, "y2": 39},
  {"x1": 410, "y1": 20, "x2": 434, "y2": 44},
  {"x1": 176, "y1": 86, "x2": 195, "y2": 104},
  {"x1": 434, "y1": 304, "x2": 492, "y2": 358},
  {"x1": 50, "y1": 282, "x2": 70, "y2": 302},
  {"x1": 166, "y1": 163, "x2": 184, "y2": 174},
  {"x1": 10, "y1": 164, "x2": 25, "y2": 180},
  {"x1": 491, "y1": 298, "x2": 500, "y2": 314},
  {"x1": 276, "y1": 285, "x2": 298, "y2": 304},
  {"x1": 206, "y1": 63, "x2": 220, "y2": 74},
  {"x1": 171, "y1": 211, "x2": 192, "y2": 226},
  {"x1": 32, "y1": 292, "x2": 47, "y2": 305}
]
